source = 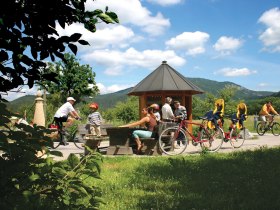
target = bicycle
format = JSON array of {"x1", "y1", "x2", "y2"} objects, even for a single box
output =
[
  {"x1": 256, "y1": 114, "x2": 280, "y2": 136},
  {"x1": 50, "y1": 118, "x2": 84, "y2": 149},
  {"x1": 222, "y1": 114, "x2": 246, "y2": 148},
  {"x1": 158, "y1": 114, "x2": 224, "y2": 156}
]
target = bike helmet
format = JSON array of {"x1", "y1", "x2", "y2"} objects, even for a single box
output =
[
  {"x1": 150, "y1": 103, "x2": 160, "y2": 110},
  {"x1": 89, "y1": 102, "x2": 99, "y2": 110}
]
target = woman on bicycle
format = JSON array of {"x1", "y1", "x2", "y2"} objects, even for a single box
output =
[{"x1": 259, "y1": 101, "x2": 279, "y2": 128}]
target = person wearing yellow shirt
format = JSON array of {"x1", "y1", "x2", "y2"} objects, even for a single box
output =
[{"x1": 259, "y1": 101, "x2": 279, "y2": 128}]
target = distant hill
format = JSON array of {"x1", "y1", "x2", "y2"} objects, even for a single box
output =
[
  {"x1": 7, "y1": 77, "x2": 275, "y2": 111},
  {"x1": 189, "y1": 78, "x2": 273, "y2": 100}
]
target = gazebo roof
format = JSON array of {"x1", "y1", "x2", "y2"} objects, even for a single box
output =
[{"x1": 128, "y1": 61, "x2": 204, "y2": 96}]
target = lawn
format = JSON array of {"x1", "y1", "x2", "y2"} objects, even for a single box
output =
[{"x1": 93, "y1": 147, "x2": 280, "y2": 210}]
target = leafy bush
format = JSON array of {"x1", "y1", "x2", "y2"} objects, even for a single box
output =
[{"x1": 0, "y1": 102, "x2": 103, "y2": 209}]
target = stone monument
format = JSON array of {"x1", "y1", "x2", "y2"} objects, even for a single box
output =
[{"x1": 33, "y1": 90, "x2": 45, "y2": 127}]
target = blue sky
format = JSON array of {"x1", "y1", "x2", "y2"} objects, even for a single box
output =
[{"x1": 4, "y1": 0, "x2": 280, "y2": 100}]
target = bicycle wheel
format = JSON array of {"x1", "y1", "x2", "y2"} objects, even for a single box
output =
[
  {"x1": 272, "y1": 122, "x2": 280, "y2": 136},
  {"x1": 256, "y1": 122, "x2": 266, "y2": 136},
  {"x1": 200, "y1": 127, "x2": 224, "y2": 152},
  {"x1": 158, "y1": 127, "x2": 188, "y2": 156},
  {"x1": 229, "y1": 127, "x2": 245, "y2": 148},
  {"x1": 73, "y1": 130, "x2": 86, "y2": 149}
]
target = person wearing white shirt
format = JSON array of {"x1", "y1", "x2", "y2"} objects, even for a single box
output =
[
  {"x1": 54, "y1": 97, "x2": 81, "y2": 128},
  {"x1": 161, "y1": 97, "x2": 174, "y2": 122}
]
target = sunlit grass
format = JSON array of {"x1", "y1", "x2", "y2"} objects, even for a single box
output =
[{"x1": 93, "y1": 147, "x2": 280, "y2": 210}]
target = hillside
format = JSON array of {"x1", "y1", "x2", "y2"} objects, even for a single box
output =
[{"x1": 7, "y1": 77, "x2": 275, "y2": 111}]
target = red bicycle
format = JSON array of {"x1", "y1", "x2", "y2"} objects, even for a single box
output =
[
  {"x1": 158, "y1": 114, "x2": 224, "y2": 156},
  {"x1": 222, "y1": 114, "x2": 247, "y2": 148}
]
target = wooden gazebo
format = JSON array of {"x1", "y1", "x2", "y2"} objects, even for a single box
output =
[{"x1": 128, "y1": 61, "x2": 204, "y2": 122}]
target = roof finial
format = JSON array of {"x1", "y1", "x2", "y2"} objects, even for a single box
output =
[{"x1": 162, "y1": 60, "x2": 167, "y2": 64}]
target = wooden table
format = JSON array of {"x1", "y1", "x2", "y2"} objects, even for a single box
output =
[{"x1": 106, "y1": 127, "x2": 135, "y2": 155}]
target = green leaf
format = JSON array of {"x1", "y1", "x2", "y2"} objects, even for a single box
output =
[
  {"x1": 69, "y1": 33, "x2": 82, "y2": 42},
  {"x1": 23, "y1": 190, "x2": 32, "y2": 197},
  {"x1": 91, "y1": 9, "x2": 103, "y2": 16},
  {"x1": 78, "y1": 39, "x2": 90, "y2": 45},
  {"x1": 68, "y1": 43, "x2": 78, "y2": 55},
  {"x1": 49, "y1": 150, "x2": 63, "y2": 157},
  {"x1": 52, "y1": 167, "x2": 67, "y2": 177},
  {"x1": 67, "y1": 153, "x2": 79, "y2": 169},
  {"x1": 29, "y1": 173, "x2": 40, "y2": 181},
  {"x1": 97, "y1": 13, "x2": 114, "y2": 24},
  {"x1": 106, "y1": 12, "x2": 119, "y2": 23}
]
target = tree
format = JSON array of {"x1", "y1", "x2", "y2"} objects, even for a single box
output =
[
  {"x1": 103, "y1": 96, "x2": 139, "y2": 124},
  {"x1": 218, "y1": 85, "x2": 239, "y2": 114},
  {"x1": 41, "y1": 53, "x2": 99, "y2": 103},
  {"x1": 0, "y1": 0, "x2": 118, "y2": 99},
  {"x1": 0, "y1": 1, "x2": 118, "y2": 208}
]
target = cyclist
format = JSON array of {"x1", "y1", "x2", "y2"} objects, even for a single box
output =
[
  {"x1": 54, "y1": 97, "x2": 81, "y2": 145},
  {"x1": 259, "y1": 101, "x2": 279, "y2": 129}
]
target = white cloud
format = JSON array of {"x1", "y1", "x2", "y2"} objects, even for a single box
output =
[
  {"x1": 213, "y1": 36, "x2": 243, "y2": 55},
  {"x1": 81, "y1": 47, "x2": 186, "y2": 75},
  {"x1": 258, "y1": 7, "x2": 280, "y2": 52},
  {"x1": 86, "y1": 0, "x2": 170, "y2": 36},
  {"x1": 97, "y1": 83, "x2": 134, "y2": 94},
  {"x1": 214, "y1": 67, "x2": 257, "y2": 77},
  {"x1": 56, "y1": 24, "x2": 136, "y2": 50},
  {"x1": 165, "y1": 31, "x2": 210, "y2": 55},
  {"x1": 147, "y1": 0, "x2": 183, "y2": 6},
  {"x1": 2, "y1": 86, "x2": 38, "y2": 101}
]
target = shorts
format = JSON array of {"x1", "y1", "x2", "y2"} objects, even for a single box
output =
[
  {"x1": 259, "y1": 115, "x2": 266, "y2": 122},
  {"x1": 54, "y1": 116, "x2": 68, "y2": 128},
  {"x1": 132, "y1": 130, "x2": 152, "y2": 139}
]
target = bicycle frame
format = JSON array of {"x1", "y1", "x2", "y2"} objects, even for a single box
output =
[{"x1": 176, "y1": 119, "x2": 218, "y2": 144}]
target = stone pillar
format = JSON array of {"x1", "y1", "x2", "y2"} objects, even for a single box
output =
[{"x1": 33, "y1": 90, "x2": 45, "y2": 127}]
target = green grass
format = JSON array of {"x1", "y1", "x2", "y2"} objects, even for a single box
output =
[{"x1": 93, "y1": 147, "x2": 280, "y2": 210}]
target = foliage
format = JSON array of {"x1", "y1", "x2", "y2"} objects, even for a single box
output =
[
  {"x1": 96, "y1": 148, "x2": 280, "y2": 210},
  {"x1": 0, "y1": 0, "x2": 118, "y2": 98},
  {"x1": 0, "y1": 102, "x2": 104, "y2": 209},
  {"x1": 103, "y1": 96, "x2": 139, "y2": 124},
  {"x1": 246, "y1": 96, "x2": 280, "y2": 115},
  {"x1": 40, "y1": 53, "x2": 99, "y2": 103},
  {"x1": 192, "y1": 85, "x2": 240, "y2": 118},
  {"x1": 0, "y1": 0, "x2": 119, "y2": 208}
]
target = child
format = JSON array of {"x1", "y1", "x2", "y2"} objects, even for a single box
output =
[
  {"x1": 88, "y1": 102, "x2": 103, "y2": 136},
  {"x1": 150, "y1": 103, "x2": 161, "y2": 123}
]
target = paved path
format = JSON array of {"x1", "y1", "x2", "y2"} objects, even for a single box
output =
[{"x1": 51, "y1": 133, "x2": 280, "y2": 161}]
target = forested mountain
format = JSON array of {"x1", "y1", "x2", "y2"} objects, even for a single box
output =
[{"x1": 7, "y1": 77, "x2": 275, "y2": 111}]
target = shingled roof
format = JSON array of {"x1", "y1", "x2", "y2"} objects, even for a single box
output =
[{"x1": 128, "y1": 61, "x2": 204, "y2": 95}]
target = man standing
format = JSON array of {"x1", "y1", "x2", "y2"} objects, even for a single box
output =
[
  {"x1": 161, "y1": 97, "x2": 174, "y2": 122},
  {"x1": 174, "y1": 101, "x2": 187, "y2": 122}
]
